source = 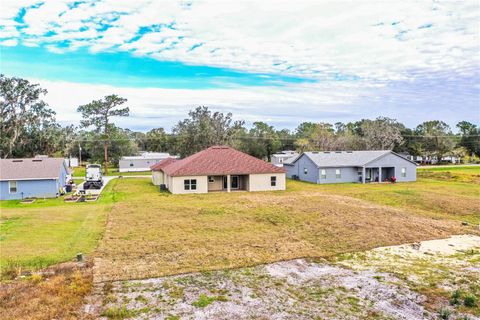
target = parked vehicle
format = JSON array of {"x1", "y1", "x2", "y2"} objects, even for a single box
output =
[{"x1": 83, "y1": 164, "x2": 103, "y2": 189}]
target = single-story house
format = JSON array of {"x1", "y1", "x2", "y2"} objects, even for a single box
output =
[
  {"x1": 271, "y1": 150, "x2": 299, "y2": 167},
  {"x1": 284, "y1": 150, "x2": 417, "y2": 184},
  {"x1": 151, "y1": 145, "x2": 286, "y2": 194},
  {"x1": 119, "y1": 152, "x2": 175, "y2": 172},
  {"x1": 0, "y1": 157, "x2": 69, "y2": 200}
]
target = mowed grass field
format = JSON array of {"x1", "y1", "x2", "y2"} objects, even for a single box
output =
[
  {"x1": 71, "y1": 166, "x2": 151, "y2": 177},
  {"x1": 1, "y1": 166, "x2": 479, "y2": 282},
  {"x1": 0, "y1": 182, "x2": 120, "y2": 278},
  {"x1": 94, "y1": 167, "x2": 480, "y2": 281}
]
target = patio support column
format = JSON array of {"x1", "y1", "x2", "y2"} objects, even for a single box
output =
[
  {"x1": 378, "y1": 167, "x2": 382, "y2": 182},
  {"x1": 362, "y1": 166, "x2": 366, "y2": 184},
  {"x1": 227, "y1": 174, "x2": 231, "y2": 192}
]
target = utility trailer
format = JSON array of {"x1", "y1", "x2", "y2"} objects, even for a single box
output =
[{"x1": 83, "y1": 164, "x2": 103, "y2": 189}]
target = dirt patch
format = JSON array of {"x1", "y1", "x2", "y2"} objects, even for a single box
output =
[{"x1": 92, "y1": 236, "x2": 480, "y2": 320}]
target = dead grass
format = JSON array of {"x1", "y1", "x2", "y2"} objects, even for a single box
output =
[
  {"x1": 94, "y1": 179, "x2": 473, "y2": 282},
  {"x1": 0, "y1": 262, "x2": 94, "y2": 320}
]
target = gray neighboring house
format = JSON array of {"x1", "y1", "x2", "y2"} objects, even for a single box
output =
[
  {"x1": 271, "y1": 150, "x2": 299, "y2": 167},
  {"x1": 0, "y1": 158, "x2": 69, "y2": 200},
  {"x1": 284, "y1": 150, "x2": 417, "y2": 184},
  {"x1": 119, "y1": 152, "x2": 175, "y2": 172}
]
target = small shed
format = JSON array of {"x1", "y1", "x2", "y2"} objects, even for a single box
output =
[{"x1": 0, "y1": 158, "x2": 69, "y2": 200}]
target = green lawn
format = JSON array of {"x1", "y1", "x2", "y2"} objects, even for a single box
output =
[
  {"x1": 417, "y1": 165, "x2": 480, "y2": 172},
  {"x1": 71, "y1": 166, "x2": 151, "y2": 177},
  {"x1": 0, "y1": 181, "x2": 121, "y2": 278},
  {"x1": 1, "y1": 166, "x2": 479, "y2": 281},
  {"x1": 94, "y1": 170, "x2": 479, "y2": 281}
]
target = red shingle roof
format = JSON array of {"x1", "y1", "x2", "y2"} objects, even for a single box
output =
[
  {"x1": 160, "y1": 146, "x2": 285, "y2": 177},
  {"x1": 150, "y1": 158, "x2": 177, "y2": 171}
]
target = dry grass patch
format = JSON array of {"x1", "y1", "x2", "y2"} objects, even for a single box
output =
[
  {"x1": 0, "y1": 262, "x2": 93, "y2": 320},
  {"x1": 94, "y1": 179, "x2": 470, "y2": 282}
]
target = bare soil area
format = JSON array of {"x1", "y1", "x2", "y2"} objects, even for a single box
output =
[{"x1": 93, "y1": 235, "x2": 480, "y2": 320}]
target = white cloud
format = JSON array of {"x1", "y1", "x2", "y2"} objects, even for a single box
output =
[
  {"x1": 1, "y1": 0, "x2": 478, "y2": 81},
  {"x1": 36, "y1": 78, "x2": 370, "y2": 130},
  {"x1": 0, "y1": 38, "x2": 18, "y2": 46}
]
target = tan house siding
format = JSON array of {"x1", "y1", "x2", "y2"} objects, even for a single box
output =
[
  {"x1": 207, "y1": 176, "x2": 223, "y2": 191},
  {"x1": 248, "y1": 173, "x2": 286, "y2": 191},
  {"x1": 170, "y1": 175, "x2": 208, "y2": 194},
  {"x1": 151, "y1": 171, "x2": 164, "y2": 186}
]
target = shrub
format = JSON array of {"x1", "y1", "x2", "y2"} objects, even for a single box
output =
[
  {"x1": 464, "y1": 294, "x2": 477, "y2": 308},
  {"x1": 438, "y1": 308, "x2": 452, "y2": 320},
  {"x1": 450, "y1": 289, "x2": 461, "y2": 305}
]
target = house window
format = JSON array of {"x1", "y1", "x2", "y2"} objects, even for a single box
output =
[
  {"x1": 335, "y1": 169, "x2": 341, "y2": 179},
  {"x1": 271, "y1": 176, "x2": 277, "y2": 186},
  {"x1": 304, "y1": 167, "x2": 308, "y2": 175},
  {"x1": 401, "y1": 167, "x2": 406, "y2": 177},
  {"x1": 208, "y1": 176, "x2": 215, "y2": 183},
  {"x1": 184, "y1": 179, "x2": 197, "y2": 190},
  {"x1": 321, "y1": 169, "x2": 327, "y2": 179},
  {"x1": 9, "y1": 181, "x2": 17, "y2": 193},
  {"x1": 129, "y1": 163, "x2": 134, "y2": 167}
]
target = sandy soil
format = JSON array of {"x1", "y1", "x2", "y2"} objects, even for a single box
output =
[{"x1": 89, "y1": 235, "x2": 480, "y2": 320}]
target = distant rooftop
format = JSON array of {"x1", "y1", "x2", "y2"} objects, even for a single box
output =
[
  {"x1": 121, "y1": 152, "x2": 172, "y2": 160},
  {"x1": 287, "y1": 150, "x2": 404, "y2": 167}
]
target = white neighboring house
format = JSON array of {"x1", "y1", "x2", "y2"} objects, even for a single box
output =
[
  {"x1": 64, "y1": 157, "x2": 79, "y2": 167},
  {"x1": 271, "y1": 150, "x2": 299, "y2": 167},
  {"x1": 400, "y1": 153, "x2": 461, "y2": 164},
  {"x1": 119, "y1": 152, "x2": 176, "y2": 172}
]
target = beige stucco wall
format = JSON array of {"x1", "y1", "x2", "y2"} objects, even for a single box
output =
[
  {"x1": 151, "y1": 171, "x2": 164, "y2": 185},
  {"x1": 207, "y1": 175, "x2": 224, "y2": 191},
  {"x1": 169, "y1": 175, "x2": 208, "y2": 194},
  {"x1": 248, "y1": 173, "x2": 286, "y2": 191}
]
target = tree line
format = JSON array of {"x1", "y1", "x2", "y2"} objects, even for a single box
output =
[{"x1": 1, "y1": 75, "x2": 479, "y2": 169}]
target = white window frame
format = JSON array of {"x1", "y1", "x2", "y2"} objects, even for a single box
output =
[
  {"x1": 321, "y1": 169, "x2": 327, "y2": 179},
  {"x1": 271, "y1": 176, "x2": 277, "y2": 186},
  {"x1": 208, "y1": 176, "x2": 215, "y2": 183},
  {"x1": 335, "y1": 169, "x2": 341, "y2": 179},
  {"x1": 401, "y1": 167, "x2": 406, "y2": 177},
  {"x1": 9, "y1": 181, "x2": 17, "y2": 194},
  {"x1": 184, "y1": 179, "x2": 197, "y2": 190},
  {"x1": 304, "y1": 167, "x2": 308, "y2": 175}
]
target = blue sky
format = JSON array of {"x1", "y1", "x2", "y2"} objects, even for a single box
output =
[{"x1": 0, "y1": 0, "x2": 479, "y2": 131}]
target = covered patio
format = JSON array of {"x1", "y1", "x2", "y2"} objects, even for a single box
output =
[
  {"x1": 360, "y1": 167, "x2": 395, "y2": 183},
  {"x1": 207, "y1": 174, "x2": 249, "y2": 192}
]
